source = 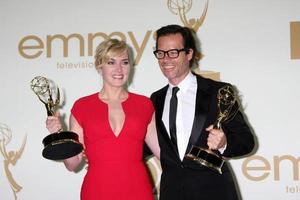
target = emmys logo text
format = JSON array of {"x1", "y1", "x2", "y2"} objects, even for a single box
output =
[
  {"x1": 18, "y1": 0, "x2": 209, "y2": 67},
  {"x1": 242, "y1": 154, "x2": 300, "y2": 194},
  {"x1": 242, "y1": 154, "x2": 300, "y2": 181},
  {"x1": 291, "y1": 21, "x2": 300, "y2": 59},
  {"x1": 18, "y1": 31, "x2": 154, "y2": 65}
]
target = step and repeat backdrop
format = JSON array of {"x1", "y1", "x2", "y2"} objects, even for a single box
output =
[{"x1": 1, "y1": 0, "x2": 300, "y2": 199}]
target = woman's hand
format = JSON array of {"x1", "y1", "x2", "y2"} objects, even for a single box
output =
[{"x1": 45, "y1": 112, "x2": 62, "y2": 133}]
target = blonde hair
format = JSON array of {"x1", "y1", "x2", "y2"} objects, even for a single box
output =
[{"x1": 94, "y1": 39, "x2": 131, "y2": 69}]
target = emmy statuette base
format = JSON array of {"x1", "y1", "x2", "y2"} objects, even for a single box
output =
[
  {"x1": 185, "y1": 145, "x2": 224, "y2": 174},
  {"x1": 42, "y1": 131, "x2": 83, "y2": 160}
]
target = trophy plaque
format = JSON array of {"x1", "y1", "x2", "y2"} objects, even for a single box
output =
[
  {"x1": 185, "y1": 85, "x2": 239, "y2": 174},
  {"x1": 30, "y1": 76, "x2": 83, "y2": 160}
]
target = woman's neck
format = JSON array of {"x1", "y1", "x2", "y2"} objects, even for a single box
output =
[{"x1": 99, "y1": 87, "x2": 128, "y2": 102}]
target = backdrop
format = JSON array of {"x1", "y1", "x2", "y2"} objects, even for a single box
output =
[{"x1": 1, "y1": 0, "x2": 300, "y2": 199}]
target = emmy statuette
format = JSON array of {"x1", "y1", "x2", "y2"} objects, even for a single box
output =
[
  {"x1": 30, "y1": 76, "x2": 83, "y2": 160},
  {"x1": 185, "y1": 85, "x2": 239, "y2": 174}
]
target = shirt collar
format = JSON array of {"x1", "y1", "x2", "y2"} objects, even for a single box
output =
[{"x1": 168, "y1": 71, "x2": 196, "y2": 94}]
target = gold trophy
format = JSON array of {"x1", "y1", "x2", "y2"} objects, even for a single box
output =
[
  {"x1": 30, "y1": 76, "x2": 83, "y2": 160},
  {"x1": 185, "y1": 85, "x2": 239, "y2": 174}
]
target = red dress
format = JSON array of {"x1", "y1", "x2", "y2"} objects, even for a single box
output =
[{"x1": 71, "y1": 92, "x2": 155, "y2": 200}]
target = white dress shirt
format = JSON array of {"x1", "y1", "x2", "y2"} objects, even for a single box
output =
[{"x1": 162, "y1": 72, "x2": 197, "y2": 160}]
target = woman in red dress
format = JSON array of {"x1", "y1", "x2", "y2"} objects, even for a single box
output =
[{"x1": 46, "y1": 39, "x2": 160, "y2": 200}]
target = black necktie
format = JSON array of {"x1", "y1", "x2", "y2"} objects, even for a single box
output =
[{"x1": 169, "y1": 87, "x2": 179, "y2": 148}]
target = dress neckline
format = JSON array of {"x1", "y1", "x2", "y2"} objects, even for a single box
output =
[
  {"x1": 96, "y1": 92, "x2": 130, "y2": 138},
  {"x1": 97, "y1": 92, "x2": 130, "y2": 105}
]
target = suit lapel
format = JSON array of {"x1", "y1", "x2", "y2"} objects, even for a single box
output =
[
  {"x1": 186, "y1": 75, "x2": 211, "y2": 153},
  {"x1": 155, "y1": 86, "x2": 169, "y2": 141},
  {"x1": 155, "y1": 85, "x2": 181, "y2": 157},
  {"x1": 155, "y1": 75, "x2": 213, "y2": 159}
]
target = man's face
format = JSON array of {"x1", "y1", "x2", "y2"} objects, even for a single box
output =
[{"x1": 156, "y1": 33, "x2": 193, "y2": 85}]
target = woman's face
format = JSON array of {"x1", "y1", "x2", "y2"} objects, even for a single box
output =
[{"x1": 98, "y1": 52, "x2": 130, "y2": 88}]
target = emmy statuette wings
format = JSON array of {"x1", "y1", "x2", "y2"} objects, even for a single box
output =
[{"x1": 30, "y1": 76, "x2": 83, "y2": 160}]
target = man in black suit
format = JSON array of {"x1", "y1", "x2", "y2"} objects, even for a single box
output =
[{"x1": 150, "y1": 24, "x2": 255, "y2": 200}]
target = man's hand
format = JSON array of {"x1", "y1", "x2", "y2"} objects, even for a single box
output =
[{"x1": 205, "y1": 125, "x2": 227, "y2": 150}]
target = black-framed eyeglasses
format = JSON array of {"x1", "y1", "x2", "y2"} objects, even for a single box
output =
[{"x1": 153, "y1": 48, "x2": 188, "y2": 59}]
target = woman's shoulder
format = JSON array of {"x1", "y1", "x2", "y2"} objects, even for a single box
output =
[
  {"x1": 71, "y1": 93, "x2": 99, "y2": 115},
  {"x1": 128, "y1": 92, "x2": 153, "y2": 108},
  {"x1": 128, "y1": 92, "x2": 154, "y2": 115},
  {"x1": 128, "y1": 92, "x2": 151, "y2": 102},
  {"x1": 73, "y1": 92, "x2": 98, "y2": 105}
]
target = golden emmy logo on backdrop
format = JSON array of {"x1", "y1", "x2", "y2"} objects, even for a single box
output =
[
  {"x1": 0, "y1": 123, "x2": 26, "y2": 200},
  {"x1": 185, "y1": 85, "x2": 239, "y2": 174},
  {"x1": 167, "y1": 0, "x2": 208, "y2": 32},
  {"x1": 30, "y1": 76, "x2": 83, "y2": 160}
]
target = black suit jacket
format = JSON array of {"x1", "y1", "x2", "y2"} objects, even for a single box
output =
[{"x1": 150, "y1": 74, "x2": 254, "y2": 200}]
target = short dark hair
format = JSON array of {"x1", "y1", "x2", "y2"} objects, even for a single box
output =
[{"x1": 155, "y1": 24, "x2": 202, "y2": 68}]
